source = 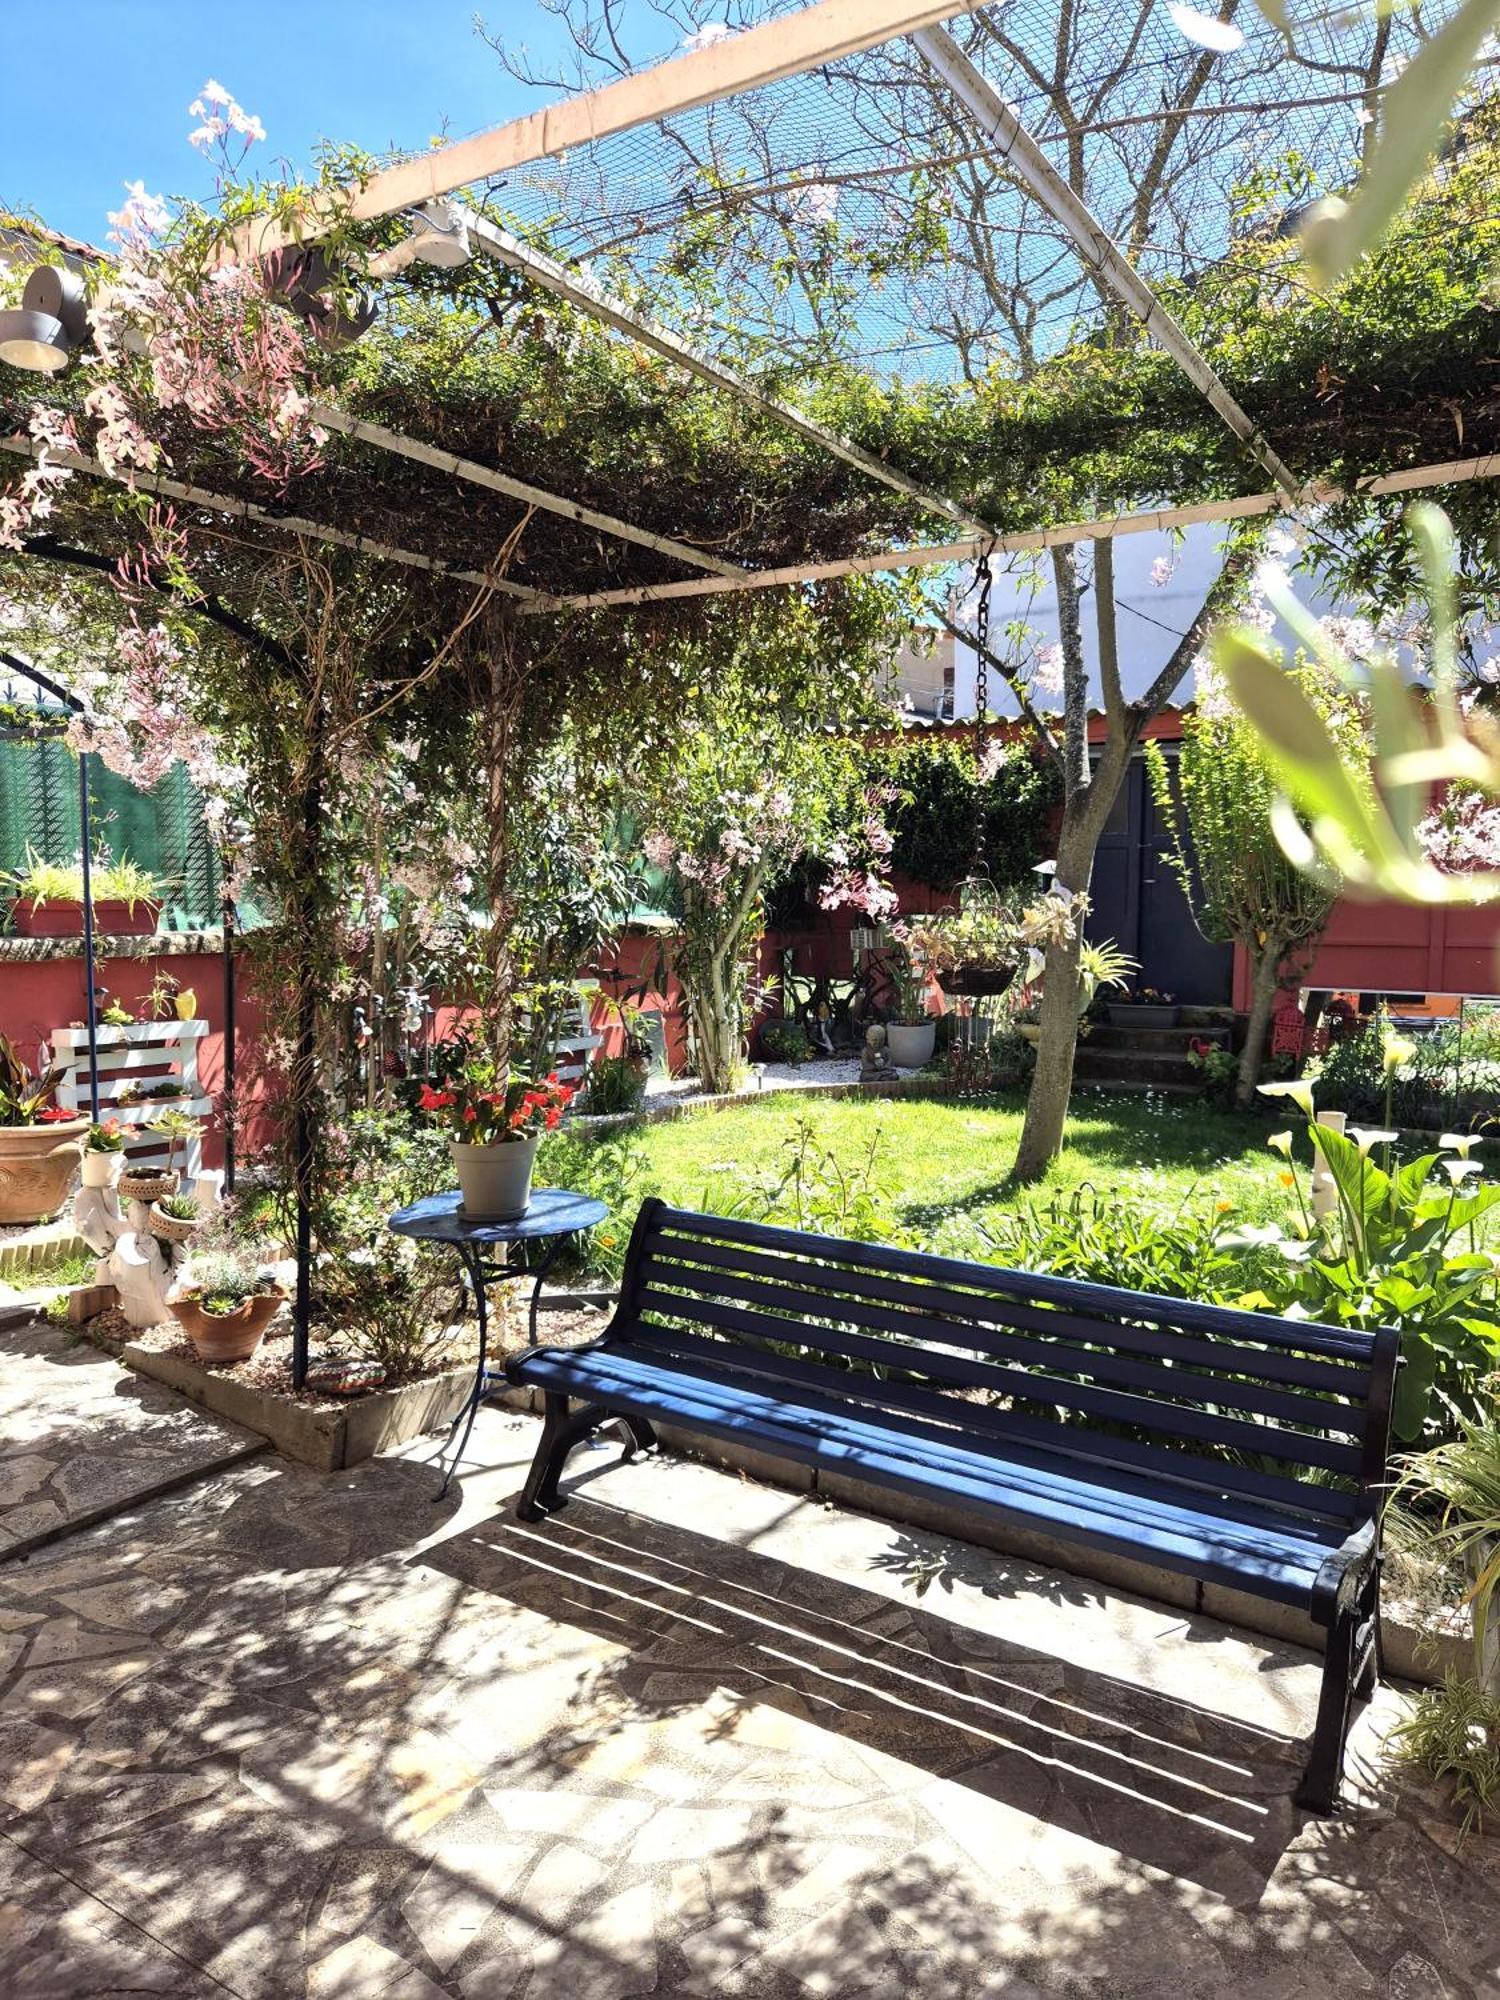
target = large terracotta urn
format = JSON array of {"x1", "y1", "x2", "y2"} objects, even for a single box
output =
[{"x1": 0, "y1": 1118, "x2": 88, "y2": 1225}]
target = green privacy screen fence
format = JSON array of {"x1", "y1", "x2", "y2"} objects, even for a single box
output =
[{"x1": 0, "y1": 731, "x2": 224, "y2": 932}]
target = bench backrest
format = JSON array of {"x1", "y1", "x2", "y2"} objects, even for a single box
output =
[{"x1": 616, "y1": 1200, "x2": 1399, "y2": 1528}]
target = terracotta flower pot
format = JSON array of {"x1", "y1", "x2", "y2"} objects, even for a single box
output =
[
  {"x1": 118, "y1": 1167, "x2": 180, "y2": 1202},
  {"x1": 171, "y1": 1288, "x2": 284, "y2": 1363},
  {"x1": 0, "y1": 1118, "x2": 89, "y2": 1224},
  {"x1": 149, "y1": 1203, "x2": 199, "y2": 1244},
  {"x1": 8, "y1": 897, "x2": 160, "y2": 938},
  {"x1": 451, "y1": 1133, "x2": 541, "y2": 1220}
]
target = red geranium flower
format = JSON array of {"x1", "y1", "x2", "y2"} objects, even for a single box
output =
[
  {"x1": 418, "y1": 1084, "x2": 454, "y2": 1112},
  {"x1": 36, "y1": 1105, "x2": 76, "y2": 1123}
]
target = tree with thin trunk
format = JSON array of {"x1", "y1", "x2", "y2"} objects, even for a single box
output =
[
  {"x1": 488, "y1": 0, "x2": 1403, "y2": 1176},
  {"x1": 1144, "y1": 667, "x2": 1347, "y2": 1105}
]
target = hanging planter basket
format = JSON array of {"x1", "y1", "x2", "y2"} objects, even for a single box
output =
[{"x1": 936, "y1": 964, "x2": 1019, "y2": 999}]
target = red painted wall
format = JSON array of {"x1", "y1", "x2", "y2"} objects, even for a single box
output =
[{"x1": 0, "y1": 948, "x2": 271, "y2": 1168}]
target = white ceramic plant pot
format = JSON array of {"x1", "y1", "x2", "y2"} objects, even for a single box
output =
[
  {"x1": 451, "y1": 1134, "x2": 541, "y2": 1221},
  {"x1": 886, "y1": 1021, "x2": 936, "y2": 1069},
  {"x1": 80, "y1": 1149, "x2": 123, "y2": 1189}
]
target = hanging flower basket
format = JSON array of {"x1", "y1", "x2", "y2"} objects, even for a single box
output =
[{"x1": 936, "y1": 963, "x2": 1019, "y2": 999}]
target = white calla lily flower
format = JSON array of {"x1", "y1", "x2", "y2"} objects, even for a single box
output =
[
  {"x1": 1347, "y1": 1126, "x2": 1399, "y2": 1157},
  {"x1": 1258, "y1": 1079, "x2": 1315, "y2": 1117},
  {"x1": 1439, "y1": 1133, "x2": 1482, "y2": 1157}
]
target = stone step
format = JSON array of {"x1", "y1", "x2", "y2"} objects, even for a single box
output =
[
  {"x1": 1072, "y1": 1048, "x2": 1202, "y2": 1086},
  {"x1": 1084, "y1": 1022, "x2": 1230, "y2": 1052}
]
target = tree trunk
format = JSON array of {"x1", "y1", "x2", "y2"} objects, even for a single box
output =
[
  {"x1": 1236, "y1": 944, "x2": 1282, "y2": 1107},
  {"x1": 692, "y1": 947, "x2": 740, "y2": 1095},
  {"x1": 1013, "y1": 804, "x2": 1098, "y2": 1182}
]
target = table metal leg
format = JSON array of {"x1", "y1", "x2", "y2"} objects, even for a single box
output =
[{"x1": 435, "y1": 1244, "x2": 490, "y2": 1502}]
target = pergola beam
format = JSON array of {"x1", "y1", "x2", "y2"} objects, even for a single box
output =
[
  {"x1": 0, "y1": 435, "x2": 553, "y2": 603},
  {"x1": 226, "y1": 0, "x2": 990, "y2": 266},
  {"x1": 516, "y1": 454, "x2": 1500, "y2": 614},
  {"x1": 911, "y1": 24, "x2": 1304, "y2": 503},
  {"x1": 310, "y1": 402, "x2": 747, "y2": 578},
  {"x1": 455, "y1": 210, "x2": 1001, "y2": 539}
]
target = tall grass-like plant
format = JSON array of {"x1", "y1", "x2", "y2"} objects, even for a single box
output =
[{"x1": 1395, "y1": 1413, "x2": 1500, "y2": 1677}]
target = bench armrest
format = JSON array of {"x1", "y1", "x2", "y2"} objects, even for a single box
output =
[{"x1": 1309, "y1": 1516, "x2": 1378, "y2": 1626}]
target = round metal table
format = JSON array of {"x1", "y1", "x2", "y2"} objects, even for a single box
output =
[{"x1": 388, "y1": 1187, "x2": 607, "y2": 1498}]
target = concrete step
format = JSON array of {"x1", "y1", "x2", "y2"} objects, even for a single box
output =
[
  {"x1": 1072, "y1": 1048, "x2": 1202, "y2": 1086},
  {"x1": 1084, "y1": 1023, "x2": 1230, "y2": 1053}
]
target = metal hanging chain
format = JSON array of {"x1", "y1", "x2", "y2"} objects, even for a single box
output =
[{"x1": 970, "y1": 550, "x2": 994, "y2": 893}]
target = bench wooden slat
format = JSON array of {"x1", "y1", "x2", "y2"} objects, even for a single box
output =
[
  {"x1": 633, "y1": 1285, "x2": 1365, "y2": 1477},
  {"x1": 650, "y1": 1207, "x2": 1380, "y2": 1363},
  {"x1": 637, "y1": 1258, "x2": 1366, "y2": 1437},
  {"x1": 514, "y1": 1343, "x2": 1351, "y2": 1602},
  {"x1": 644, "y1": 1229, "x2": 1365, "y2": 1396},
  {"x1": 627, "y1": 1316, "x2": 1363, "y2": 1523}
]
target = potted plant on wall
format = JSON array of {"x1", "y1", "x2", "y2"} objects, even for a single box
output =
[
  {"x1": 0, "y1": 1035, "x2": 88, "y2": 1224},
  {"x1": 170, "y1": 1246, "x2": 284, "y2": 1363},
  {"x1": 418, "y1": 1060, "x2": 575, "y2": 1220},
  {"x1": 1108, "y1": 981, "x2": 1180, "y2": 1030},
  {"x1": 4, "y1": 850, "x2": 162, "y2": 938}
]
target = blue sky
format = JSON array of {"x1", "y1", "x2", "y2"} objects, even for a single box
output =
[{"x1": 0, "y1": 1, "x2": 623, "y2": 247}]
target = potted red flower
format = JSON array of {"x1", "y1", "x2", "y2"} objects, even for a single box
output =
[
  {"x1": 418, "y1": 1063, "x2": 575, "y2": 1220},
  {"x1": 0, "y1": 1034, "x2": 87, "y2": 1223}
]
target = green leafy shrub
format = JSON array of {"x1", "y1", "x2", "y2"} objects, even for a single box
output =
[
  {"x1": 715, "y1": 1114, "x2": 912, "y2": 1246},
  {"x1": 869, "y1": 737, "x2": 1061, "y2": 891},
  {"x1": 1243, "y1": 1109, "x2": 1500, "y2": 1442},
  {"x1": 1390, "y1": 1674, "x2": 1500, "y2": 1838},
  {"x1": 1308, "y1": 1018, "x2": 1500, "y2": 1135},
  {"x1": 758, "y1": 1017, "x2": 813, "y2": 1065},
  {"x1": 533, "y1": 1125, "x2": 657, "y2": 1282},
  {"x1": 975, "y1": 1185, "x2": 1275, "y2": 1306},
  {"x1": 320, "y1": 1234, "x2": 461, "y2": 1380},
  {"x1": 584, "y1": 1054, "x2": 647, "y2": 1115}
]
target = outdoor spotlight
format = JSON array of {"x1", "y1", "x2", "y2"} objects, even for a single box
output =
[
  {"x1": 367, "y1": 204, "x2": 473, "y2": 278},
  {"x1": 0, "y1": 264, "x2": 89, "y2": 374}
]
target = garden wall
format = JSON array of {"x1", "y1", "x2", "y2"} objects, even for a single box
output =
[
  {"x1": 1232, "y1": 900, "x2": 1500, "y2": 1006},
  {"x1": 0, "y1": 933, "x2": 270, "y2": 1168}
]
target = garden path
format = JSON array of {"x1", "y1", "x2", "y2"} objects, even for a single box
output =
[
  {"x1": 0, "y1": 1394, "x2": 1493, "y2": 1996},
  {"x1": 0, "y1": 1317, "x2": 263, "y2": 1559}
]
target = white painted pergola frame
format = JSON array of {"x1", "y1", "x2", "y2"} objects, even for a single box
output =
[{"x1": 52, "y1": 0, "x2": 1500, "y2": 602}]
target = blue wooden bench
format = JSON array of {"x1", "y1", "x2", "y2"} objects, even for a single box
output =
[{"x1": 507, "y1": 1198, "x2": 1399, "y2": 1814}]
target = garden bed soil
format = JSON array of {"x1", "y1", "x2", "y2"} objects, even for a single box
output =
[{"x1": 109, "y1": 1299, "x2": 611, "y2": 1473}]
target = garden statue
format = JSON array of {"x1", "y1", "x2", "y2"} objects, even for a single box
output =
[
  {"x1": 75, "y1": 1165, "x2": 189, "y2": 1327},
  {"x1": 859, "y1": 1022, "x2": 898, "y2": 1090}
]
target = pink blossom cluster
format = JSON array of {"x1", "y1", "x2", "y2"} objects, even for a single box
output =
[
  {"x1": 1416, "y1": 785, "x2": 1500, "y2": 873},
  {"x1": 187, "y1": 81, "x2": 266, "y2": 156},
  {"x1": 0, "y1": 406, "x2": 78, "y2": 550}
]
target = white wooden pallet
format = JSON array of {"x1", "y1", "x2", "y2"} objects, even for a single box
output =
[{"x1": 52, "y1": 1020, "x2": 208, "y2": 1181}]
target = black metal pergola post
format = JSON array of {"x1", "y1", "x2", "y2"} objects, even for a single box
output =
[{"x1": 1, "y1": 651, "x2": 99, "y2": 1119}]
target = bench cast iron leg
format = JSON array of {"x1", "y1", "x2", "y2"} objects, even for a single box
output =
[
  {"x1": 1296, "y1": 1564, "x2": 1380, "y2": 1815},
  {"x1": 516, "y1": 1399, "x2": 652, "y2": 1521}
]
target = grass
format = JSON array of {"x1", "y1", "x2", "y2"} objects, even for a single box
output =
[
  {"x1": 627, "y1": 1087, "x2": 1289, "y2": 1240},
  {"x1": 14, "y1": 1251, "x2": 97, "y2": 1293}
]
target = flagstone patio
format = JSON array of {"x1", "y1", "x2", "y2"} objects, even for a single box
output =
[{"x1": 1, "y1": 1354, "x2": 1496, "y2": 1999}]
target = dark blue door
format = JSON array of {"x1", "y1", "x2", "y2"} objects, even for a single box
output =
[{"x1": 1086, "y1": 755, "x2": 1232, "y2": 1005}]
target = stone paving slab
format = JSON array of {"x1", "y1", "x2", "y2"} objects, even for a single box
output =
[
  {"x1": 0, "y1": 1318, "x2": 265, "y2": 1559},
  {"x1": 0, "y1": 1407, "x2": 1494, "y2": 1998}
]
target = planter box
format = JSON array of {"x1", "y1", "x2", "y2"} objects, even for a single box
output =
[
  {"x1": 122, "y1": 1338, "x2": 481, "y2": 1473},
  {"x1": 8, "y1": 897, "x2": 160, "y2": 938},
  {"x1": 1108, "y1": 1003, "x2": 1180, "y2": 1029}
]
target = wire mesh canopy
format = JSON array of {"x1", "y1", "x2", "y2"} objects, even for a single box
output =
[{"x1": 480, "y1": 0, "x2": 1475, "y2": 378}]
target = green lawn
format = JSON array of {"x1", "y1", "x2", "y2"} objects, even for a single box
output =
[{"x1": 551, "y1": 1086, "x2": 1295, "y2": 1275}]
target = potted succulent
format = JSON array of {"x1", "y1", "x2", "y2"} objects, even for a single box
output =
[
  {"x1": 5, "y1": 850, "x2": 162, "y2": 938},
  {"x1": 880, "y1": 941, "x2": 937, "y2": 1069},
  {"x1": 171, "y1": 1247, "x2": 283, "y2": 1363},
  {"x1": 151, "y1": 1191, "x2": 202, "y2": 1244},
  {"x1": 145, "y1": 1108, "x2": 204, "y2": 1182},
  {"x1": 418, "y1": 1061, "x2": 575, "y2": 1220},
  {"x1": 80, "y1": 1117, "x2": 126, "y2": 1188},
  {"x1": 0, "y1": 1034, "x2": 87, "y2": 1224},
  {"x1": 1108, "y1": 982, "x2": 1179, "y2": 1029}
]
